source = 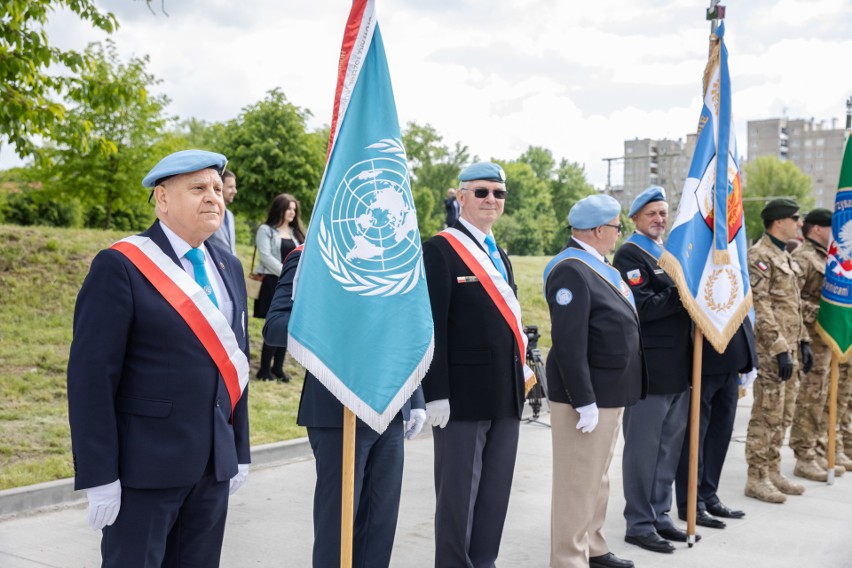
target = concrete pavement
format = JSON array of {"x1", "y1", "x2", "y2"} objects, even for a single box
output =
[{"x1": 2, "y1": 391, "x2": 851, "y2": 567}]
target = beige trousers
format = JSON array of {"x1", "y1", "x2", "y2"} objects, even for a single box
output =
[{"x1": 550, "y1": 402, "x2": 624, "y2": 568}]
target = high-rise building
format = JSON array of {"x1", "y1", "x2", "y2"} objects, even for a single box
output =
[
  {"x1": 615, "y1": 135, "x2": 696, "y2": 212},
  {"x1": 746, "y1": 117, "x2": 848, "y2": 209}
]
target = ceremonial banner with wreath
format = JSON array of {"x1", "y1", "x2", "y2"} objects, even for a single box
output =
[
  {"x1": 659, "y1": 22, "x2": 751, "y2": 353},
  {"x1": 287, "y1": 0, "x2": 433, "y2": 434}
]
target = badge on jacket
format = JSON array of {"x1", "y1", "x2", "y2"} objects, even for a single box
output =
[
  {"x1": 627, "y1": 269, "x2": 643, "y2": 286},
  {"x1": 457, "y1": 276, "x2": 479, "y2": 284},
  {"x1": 756, "y1": 261, "x2": 768, "y2": 271}
]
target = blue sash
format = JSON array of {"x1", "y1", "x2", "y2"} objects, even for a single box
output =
[
  {"x1": 543, "y1": 246, "x2": 636, "y2": 310},
  {"x1": 625, "y1": 232, "x2": 664, "y2": 262}
]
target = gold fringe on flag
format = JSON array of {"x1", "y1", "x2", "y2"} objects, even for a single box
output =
[{"x1": 659, "y1": 250, "x2": 753, "y2": 354}]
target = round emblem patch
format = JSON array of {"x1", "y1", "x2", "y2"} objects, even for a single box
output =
[{"x1": 555, "y1": 288, "x2": 573, "y2": 305}]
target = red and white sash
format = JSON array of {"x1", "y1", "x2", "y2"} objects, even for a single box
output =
[
  {"x1": 438, "y1": 228, "x2": 536, "y2": 393},
  {"x1": 111, "y1": 236, "x2": 249, "y2": 418}
]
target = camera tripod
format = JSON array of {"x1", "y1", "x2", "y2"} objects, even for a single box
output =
[{"x1": 523, "y1": 325, "x2": 550, "y2": 428}]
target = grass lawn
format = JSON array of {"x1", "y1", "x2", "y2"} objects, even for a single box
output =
[{"x1": 0, "y1": 224, "x2": 550, "y2": 489}]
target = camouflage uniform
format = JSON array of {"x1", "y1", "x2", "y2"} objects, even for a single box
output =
[
  {"x1": 746, "y1": 234, "x2": 808, "y2": 499},
  {"x1": 815, "y1": 361, "x2": 852, "y2": 470},
  {"x1": 788, "y1": 239, "x2": 833, "y2": 469}
]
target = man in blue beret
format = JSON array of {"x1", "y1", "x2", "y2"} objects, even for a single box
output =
[
  {"x1": 67, "y1": 149, "x2": 251, "y2": 566},
  {"x1": 544, "y1": 193, "x2": 646, "y2": 568},
  {"x1": 421, "y1": 161, "x2": 534, "y2": 567},
  {"x1": 613, "y1": 187, "x2": 695, "y2": 553}
]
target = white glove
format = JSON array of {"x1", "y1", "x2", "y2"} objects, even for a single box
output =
[
  {"x1": 425, "y1": 399, "x2": 451, "y2": 429},
  {"x1": 740, "y1": 367, "x2": 758, "y2": 389},
  {"x1": 229, "y1": 463, "x2": 249, "y2": 495},
  {"x1": 575, "y1": 403, "x2": 599, "y2": 433},
  {"x1": 86, "y1": 479, "x2": 121, "y2": 531},
  {"x1": 405, "y1": 408, "x2": 427, "y2": 440}
]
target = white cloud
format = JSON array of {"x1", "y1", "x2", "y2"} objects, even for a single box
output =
[{"x1": 2, "y1": 0, "x2": 851, "y2": 189}]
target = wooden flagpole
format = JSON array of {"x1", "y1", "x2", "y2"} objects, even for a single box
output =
[
  {"x1": 341, "y1": 407, "x2": 356, "y2": 567},
  {"x1": 686, "y1": 328, "x2": 704, "y2": 546},
  {"x1": 827, "y1": 355, "x2": 839, "y2": 485}
]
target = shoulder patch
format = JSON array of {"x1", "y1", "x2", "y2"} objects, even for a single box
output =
[
  {"x1": 555, "y1": 288, "x2": 573, "y2": 306},
  {"x1": 756, "y1": 261, "x2": 768, "y2": 271},
  {"x1": 627, "y1": 269, "x2": 643, "y2": 286}
]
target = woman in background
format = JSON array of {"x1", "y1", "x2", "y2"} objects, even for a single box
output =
[{"x1": 254, "y1": 193, "x2": 306, "y2": 381}]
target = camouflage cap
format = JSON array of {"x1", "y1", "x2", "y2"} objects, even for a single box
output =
[
  {"x1": 804, "y1": 208, "x2": 832, "y2": 227},
  {"x1": 760, "y1": 198, "x2": 800, "y2": 221}
]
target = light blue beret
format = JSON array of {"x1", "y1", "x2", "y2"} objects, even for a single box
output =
[
  {"x1": 568, "y1": 194, "x2": 622, "y2": 230},
  {"x1": 458, "y1": 162, "x2": 506, "y2": 183},
  {"x1": 142, "y1": 150, "x2": 228, "y2": 188},
  {"x1": 628, "y1": 185, "x2": 667, "y2": 217}
]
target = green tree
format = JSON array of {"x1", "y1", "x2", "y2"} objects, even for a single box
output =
[
  {"x1": 742, "y1": 156, "x2": 814, "y2": 242},
  {"x1": 0, "y1": 1, "x2": 118, "y2": 156},
  {"x1": 550, "y1": 159, "x2": 597, "y2": 252},
  {"x1": 402, "y1": 121, "x2": 469, "y2": 237},
  {"x1": 493, "y1": 160, "x2": 558, "y2": 256},
  {"x1": 215, "y1": 89, "x2": 326, "y2": 229},
  {"x1": 34, "y1": 40, "x2": 172, "y2": 229}
]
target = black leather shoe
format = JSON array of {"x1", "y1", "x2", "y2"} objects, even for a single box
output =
[
  {"x1": 625, "y1": 532, "x2": 675, "y2": 553},
  {"x1": 255, "y1": 370, "x2": 274, "y2": 381},
  {"x1": 657, "y1": 527, "x2": 701, "y2": 542},
  {"x1": 678, "y1": 509, "x2": 727, "y2": 529},
  {"x1": 271, "y1": 368, "x2": 291, "y2": 383},
  {"x1": 706, "y1": 501, "x2": 745, "y2": 519},
  {"x1": 589, "y1": 552, "x2": 635, "y2": 568}
]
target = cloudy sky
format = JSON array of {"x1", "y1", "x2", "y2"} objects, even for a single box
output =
[{"x1": 7, "y1": 0, "x2": 852, "y2": 187}]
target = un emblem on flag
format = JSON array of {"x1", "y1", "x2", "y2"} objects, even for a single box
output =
[{"x1": 319, "y1": 138, "x2": 423, "y2": 297}]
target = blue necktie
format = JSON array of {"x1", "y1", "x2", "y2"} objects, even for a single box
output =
[
  {"x1": 484, "y1": 234, "x2": 508, "y2": 281},
  {"x1": 184, "y1": 247, "x2": 219, "y2": 308}
]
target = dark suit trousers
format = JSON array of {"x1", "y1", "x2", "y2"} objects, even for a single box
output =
[
  {"x1": 676, "y1": 372, "x2": 739, "y2": 514},
  {"x1": 101, "y1": 465, "x2": 229, "y2": 568},
  {"x1": 433, "y1": 418, "x2": 520, "y2": 568},
  {"x1": 307, "y1": 421, "x2": 404, "y2": 568},
  {"x1": 622, "y1": 391, "x2": 689, "y2": 536}
]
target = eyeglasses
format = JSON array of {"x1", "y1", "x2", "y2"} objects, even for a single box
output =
[
  {"x1": 463, "y1": 188, "x2": 508, "y2": 200},
  {"x1": 603, "y1": 223, "x2": 624, "y2": 232},
  {"x1": 789, "y1": 214, "x2": 801, "y2": 221}
]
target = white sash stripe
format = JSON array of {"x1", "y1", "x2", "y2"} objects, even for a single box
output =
[
  {"x1": 119, "y1": 235, "x2": 250, "y2": 395},
  {"x1": 443, "y1": 228, "x2": 534, "y2": 380}
]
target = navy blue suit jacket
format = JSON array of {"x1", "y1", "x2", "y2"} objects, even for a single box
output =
[
  {"x1": 613, "y1": 238, "x2": 692, "y2": 395},
  {"x1": 420, "y1": 222, "x2": 525, "y2": 421},
  {"x1": 67, "y1": 221, "x2": 251, "y2": 490},
  {"x1": 545, "y1": 238, "x2": 648, "y2": 408},
  {"x1": 262, "y1": 248, "x2": 424, "y2": 428}
]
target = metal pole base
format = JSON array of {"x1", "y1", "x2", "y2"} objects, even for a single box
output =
[
  {"x1": 828, "y1": 469, "x2": 836, "y2": 486},
  {"x1": 687, "y1": 535, "x2": 697, "y2": 548}
]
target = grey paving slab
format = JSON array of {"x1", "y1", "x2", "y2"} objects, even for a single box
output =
[{"x1": 1, "y1": 393, "x2": 851, "y2": 567}]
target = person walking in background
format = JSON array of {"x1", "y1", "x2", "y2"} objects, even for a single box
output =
[
  {"x1": 545, "y1": 194, "x2": 646, "y2": 568},
  {"x1": 209, "y1": 169, "x2": 238, "y2": 255},
  {"x1": 254, "y1": 193, "x2": 305, "y2": 382},
  {"x1": 444, "y1": 187, "x2": 460, "y2": 227},
  {"x1": 67, "y1": 150, "x2": 250, "y2": 566}
]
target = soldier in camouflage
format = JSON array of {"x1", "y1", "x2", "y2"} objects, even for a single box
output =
[
  {"x1": 788, "y1": 209, "x2": 846, "y2": 480},
  {"x1": 815, "y1": 361, "x2": 852, "y2": 471},
  {"x1": 745, "y1": 198, "x2": 814, "y2": 504}
]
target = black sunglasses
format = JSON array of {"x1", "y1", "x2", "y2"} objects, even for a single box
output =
[
  {"x1": 790, "y1": 214, "x2": 801, "y2": 221},
  {"x1": 464, "y1": 188, "x2": 508, "y2": 200}
]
